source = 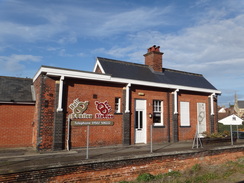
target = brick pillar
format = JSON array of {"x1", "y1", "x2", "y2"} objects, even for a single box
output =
[
  {"x1": 167, "y1": 92, "x2": 171, "y2": 142},
  {"x1": 172, "y1": 93, "x2": 179, "y2": 142},
  {"x1": 53, "y1": 81, "x2": 64, "y2": 150},
  {"x1": 173, "y1": 114, "x2": 179, "y2": 142},
  {"x1": 36, "y1": 74, "x2": 44, "y2": 151},
  {"x1": 123, "y1": 88, "x2": 131, "y2": 145},
  {"x1": 37, "y1": 75, "x2": 55, "y2": 151}
]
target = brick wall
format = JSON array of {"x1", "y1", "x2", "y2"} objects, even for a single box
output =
[
  {"x1": 31, "y1": 74, "x2": 218, "y2": 150},
  {"x1": 0, "y1": 147, "x2": 243, "y2": 182},
  {"x1": 65, "y1": 79, "x2": 125, "y2": 148},
  {"x1": 178, "y1": 91, "x2": 210, "y2": 140},
  {"x1": 130, "y1": 86, "x2": 171, "y2": 144},
  {"x1": 0, "y1": 103, "x2": 34, "y2": 148},
  {"x1": 34, "y1": 75, "x2": 57, "y2": 151}
]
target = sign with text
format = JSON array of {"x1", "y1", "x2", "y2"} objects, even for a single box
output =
[
  {"x1": 71, "y1": 121, "x2": 114, "y2": 126},
  {"x1": 69, "y1": 99, "x2": 92, "y2": 119},
  {"x1": 95, "y1": 100, "x2": 114, "y2": 119}
]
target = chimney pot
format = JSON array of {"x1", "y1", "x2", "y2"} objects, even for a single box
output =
[{"x1": 144, "y1": 45, "x2": 163, "y2": 72}]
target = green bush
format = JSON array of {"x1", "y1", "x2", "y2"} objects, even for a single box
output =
[
  {"x1": 163, "y1": 170, "x2": 181, "y2": 177},
  {"x1": 191, "y1": 163, "x2": 201, "y2": 172},
  {"x1": 136, "y1": 173, "x2": 155, "y2": 182},
  {"x1": 193, "y1": 173, "x2": 218, "y2": 183}
]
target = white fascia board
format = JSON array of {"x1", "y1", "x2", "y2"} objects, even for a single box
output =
[
  {"x1": 93, "y1": 59, "x2": 105, "y2": 74},
  {"x1": 110, "y1": 77, "x2": 221, "y2": 94},
  {"x1": 166, "y1": 84, "x2": 221, "y2": 94},
  {"x1": 33, "y1": 66, "x2": 221, "y2": 94},
  {"x1": 33, "y1": 67, "x2": 43, "y2": 82},
  {"x1": 46, "y1": 71, "x2": 111, "y2": 81},
  {"x1": 33, "y1": 66, "x2": 111, "y2": 82}
]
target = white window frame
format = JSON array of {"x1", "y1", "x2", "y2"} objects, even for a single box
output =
[
  {"x1": 115, "y1": 97, "x2": 121, "y2": 113},
  {"x1": 153, "y1": 100, "x2": 164, "y2": 126},
  {"x1": 180, "y1": 101, "x2": 190, "y2": 126}
]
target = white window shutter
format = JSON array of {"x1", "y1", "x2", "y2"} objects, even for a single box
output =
[{"x1": 180, "y1": 102, "x2": 190, "y2": 126}]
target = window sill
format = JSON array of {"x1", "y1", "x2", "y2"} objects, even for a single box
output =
[
  {"x1": 114, "y1": 113, "x2": 122, "y2": 115},
  {"x1": 180, "y1": 125, "x2": 191, "y2": 128},
  {"x1": 153, "y1": 125, "x2": 165, "y2": 128}
]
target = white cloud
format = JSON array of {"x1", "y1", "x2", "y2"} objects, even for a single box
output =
[
  {"x1": 0, "y1": 0, "x2": 243, "y2": 106},
  {"x1": 93, "y1": 3, "x2": 244, "y2": 106},
  {"x1": 0, "y1": 1, "x2": 173, "y2": 45},
  {"x1": 0, "y1": 54, "x2": 42, "y2": 72},
  {"x1": 91, "y1": 7, "x2": 170, "y2": 37}
]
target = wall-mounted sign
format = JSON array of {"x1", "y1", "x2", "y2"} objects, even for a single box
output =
[
  {"x1": 95, "y1": 101, "x2": 114, "y2": 119},
  {"x1": 68, "y1": 98, "x2": 114, "y2": 120},
  {"x1": 69, "y1": 98, "x2": 93, "y2": 119},
  {"x1": 71, "y1": 121, "x2": 114, "y2": 126}
]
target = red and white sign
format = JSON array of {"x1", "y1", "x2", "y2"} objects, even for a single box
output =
[{"x1": 95, "y1": 101, "x2": 114, "y2": 119}]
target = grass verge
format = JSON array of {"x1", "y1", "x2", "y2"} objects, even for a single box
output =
[{"x1": 118, "y1": 157, "x2": 244, "y2": 183}]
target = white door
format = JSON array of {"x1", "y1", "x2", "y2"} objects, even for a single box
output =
[
  {"x1": 197, "y1": 103, "x2": 206, "y2": 137},
  {"x1": 135, "y1": 99, "x2": 147, "y2": 143}
]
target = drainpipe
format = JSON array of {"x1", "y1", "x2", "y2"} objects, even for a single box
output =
[
  {"x1": 57, "y1": 75, "x2": 64, "y2": 112},
  {"x1": 125, "y1": 83, "x2": 131, "y2": 113},
  {"x1": 174, "y1": 89, "x2": 179, "y2": 114},
  {"x1": 210, "y1": 93, "x2": 215, "y2": 115}
]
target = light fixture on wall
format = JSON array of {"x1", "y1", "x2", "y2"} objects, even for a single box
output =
[{"x1": 138, "y1": 92, "x2": 145, "y2": 96}]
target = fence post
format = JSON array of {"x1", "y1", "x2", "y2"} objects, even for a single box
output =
[{"x1": 150, "y1": 125, "x2": 153, "y2": 153}]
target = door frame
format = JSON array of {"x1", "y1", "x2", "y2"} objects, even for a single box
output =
[{"x1": 134, "y1": 99, "x2": 147, "y2": 144}]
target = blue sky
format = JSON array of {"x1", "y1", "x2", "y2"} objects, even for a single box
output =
[{"x1": 0, "y1": 0, "x2": 244, "y2": 107}]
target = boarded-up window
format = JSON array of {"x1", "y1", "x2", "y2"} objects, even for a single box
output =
[{"x1": 180, "y1": 102, "x2": 190, "y2": 126}]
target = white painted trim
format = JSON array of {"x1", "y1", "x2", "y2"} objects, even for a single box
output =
[
  {"x1": 210, "y1": 93, "x2": 215, "y2": 115},
  {"x1": 93, "y1": 59, "x2": 105, "y2": 74},
  {"x1": 153, "y1": 100, "x2": 164, "y2": 126},
  {"x1": 109, "y1": 77, "x2": 221, "y2": 94},
  {"x1": 33, "y1": 66, "x2": 111, "y2": 82},
  {"x1": 33, "y1": 66, "x2": 221, "y2": 95},
  {"x1": 125, "y1": 83, "x2": 131, "y2": 113},
  {"x1": 57, "y1": 75, "x2": 64, "y2": 112},
  {"x1": 33, "y1": 67, "x2": 42, "y2": 82},
  {"x1": 174, "y1": 89, "x2": 179, "y2": 114}
]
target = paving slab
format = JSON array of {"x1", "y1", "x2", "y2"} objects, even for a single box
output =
[{"x1": 0, "y1": 140, "x2": 243, "y2": 174}]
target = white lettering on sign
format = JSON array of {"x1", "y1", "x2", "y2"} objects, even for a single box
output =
[
  {"x1": 69, "y1": 113, "x2": 93, "y2": 119},
  {"x1": 71, "y1": 121, "x2": 114, "y2": 126},
  {"x1": 95, "y1": 100, "x2": 114, "y2": 119}
]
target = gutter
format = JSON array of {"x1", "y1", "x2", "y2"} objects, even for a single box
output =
[{"x1": 34, "y1": 66, "x2": 221, "y2": 95}]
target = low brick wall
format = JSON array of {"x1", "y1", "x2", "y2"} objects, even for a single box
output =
[{"x1": 0, "y1": 147, "x2": 243, "y2": 183}]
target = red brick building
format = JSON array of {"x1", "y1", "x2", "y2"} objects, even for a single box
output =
[
  {"x1": 0, "y1": 77, "x2": 35, "y2": 148},
  {"x1": 0, "y1": 45, "x2": 221, "y2": 151}
]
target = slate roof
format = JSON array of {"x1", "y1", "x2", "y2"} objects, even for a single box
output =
[
  {"x1": 97, "y1": 57, "x2": 217, "y2": 90},
  {"x1": 238, "y1": 101, "x2": 244, "y2": 108},
  {"x1": 0, "y1": 76, "x2": 34, "y2": 103}
]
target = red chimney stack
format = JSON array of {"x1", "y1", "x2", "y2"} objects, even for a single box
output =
[{"x1": 144, "y1": 45, "x2": 164, "y2": 72}]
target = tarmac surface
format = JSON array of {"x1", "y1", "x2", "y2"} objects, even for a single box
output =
[{"x1": 0, "y1": 139, "x2": 244, "y2": 174}]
